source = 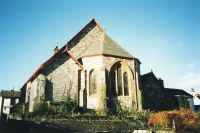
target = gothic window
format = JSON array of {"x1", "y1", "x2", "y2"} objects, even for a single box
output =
[
  {"x1": 89, "y1": 70, "x2": 97, "y2": 96},
  {"x1": 110, "y1": 62, "x2": 132, "y2": 97},
  {"x1": 111, "y1": 71, "x2": 116, "y2": 95},
  {"x1": 117, "y1": 66, "x2": 122, "y2": 96},
  {"x1": 124, "y1": 72, "x2": 129, "y2": 96}
]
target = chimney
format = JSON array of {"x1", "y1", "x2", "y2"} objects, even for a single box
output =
[
  {"x1": 54, "y1": 45, "x2": 59, "y2": 54},
  {"x1": 158, "y1": 78, "x2": 164, "y2": 87}
]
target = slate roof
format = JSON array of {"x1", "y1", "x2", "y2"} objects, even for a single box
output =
[
  {"x1": 81, "y1": 33, "x2": 134, "y2": 59},
  {"x1": 20, "y1": 18, "x2": 136, "y2": 90},
  {"x1": 0, "y1": 90, "x2": 21, "y2": 98},
  {"x1": 165, "y1": 88, "x2": 193, "y2": 97}
]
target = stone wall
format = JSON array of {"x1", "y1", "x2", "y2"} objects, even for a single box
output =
[
  {"x1": 103, "y1": 56, "x2": 140, "y2": 111},
  {"x1": 24, "y1": 74, "x2": 46, "y2": 112},
  {"x1": 68, "y1": 25, "x2": 104, "y2": 59},
  {"x1": 141, "y1": 76, "x2": 176, "y2": 111},
  {"x1": 79, "y1": 55, "x2": 141, "y2": 111},
  {"x1": 67, "y1": 21, "x2": 97, "y2": 51},
  {"x1": 81, "y1": 56, "x2": 105, "y2": 109},
  {"x1": 41, "y1": 53, "x2": 79, "y2": 102},
  {"x1": 20, "y1": 20, "x2": 142, "y2": 113}
]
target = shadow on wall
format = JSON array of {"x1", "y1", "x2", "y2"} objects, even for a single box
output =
[
  {"x1": 40, "y1": 54, "x2": 71, "y2": 101},
  {"x1": 105, "y1": 68, "x2": 118, "y2": 114},
  {"x1": 45, "y1": 80, "x2": 53, "y2": 101}
]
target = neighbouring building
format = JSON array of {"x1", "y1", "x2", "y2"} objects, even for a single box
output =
[
  {"x1": 19, "y1": 19, "x2": 194, "y2": 113},
  {"x1": 141, "y1": 72, "x2": 194, "y2": 111},
  {"x1": 0, "y1": 90, "x2": 20, "y2": 119},
  {"x1": 190, "y1": 88, "x2": 200, "y2": 112},
  {"x1": 20, "y1": 19, "x2": 142, "y2": 113}
]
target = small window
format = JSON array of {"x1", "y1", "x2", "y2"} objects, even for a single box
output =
[
  {"x1": 124, "y1": 72, "x2": 129, "y2": 96},
  {"x1": 89, "y1": 70, "x2": 97, "y2": 96}
]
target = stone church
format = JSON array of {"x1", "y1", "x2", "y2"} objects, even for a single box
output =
[{"x1": 20, "y1": 19, "x2": 142, "y2": 113}]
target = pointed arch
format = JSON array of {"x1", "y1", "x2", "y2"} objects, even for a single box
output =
[
  {"x1": 110, "y1": 61, "x2": 134, "y2": 96},
  {"x1": 124, "y1": 72, "x2": 129, "y2": 96},
  {"x1": 89, "y1": 69, "x2": 97, "y2": 96}
]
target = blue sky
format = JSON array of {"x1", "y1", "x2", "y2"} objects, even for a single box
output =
[{"x1": 0, "y1": 0, "x2": 200, "y2": 93}]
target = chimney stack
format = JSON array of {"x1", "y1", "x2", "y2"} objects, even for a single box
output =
[{"x1": 158, "y1": 78, "x2": 164, "y2": 87}]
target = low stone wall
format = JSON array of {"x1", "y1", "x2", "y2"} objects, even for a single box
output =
[
  {"x1": 25, "y1": 116, "x2": 176, "y2": 133},
  {"x1": 27, "y1": 116, "x2": 147, "y2": 133}
]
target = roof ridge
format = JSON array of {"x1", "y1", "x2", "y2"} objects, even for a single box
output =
[
  {"x1": 67, "y1": 18, "x2": 103, "y2": 50},
  {"x1": 92, "y1": 18, "x2": 104, "y2": 32}
]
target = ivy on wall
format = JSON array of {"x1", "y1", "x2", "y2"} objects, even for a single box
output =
[{"x1": 176, "y1": 96, "x2": 190, "y2": 109}]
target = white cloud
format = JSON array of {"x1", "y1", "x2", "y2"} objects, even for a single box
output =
[{"x1": 176, "y1": 72, "x2": 200, "y2": 91}]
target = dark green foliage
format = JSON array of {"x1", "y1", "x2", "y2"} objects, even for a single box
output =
[
  {"x1": 177, "y1": 96, "x2": 190, "y2": 109},
  {"x1": 33, "y1": 102, "x2": 49, "y2": 115},
  {"x1": 107, "y1": 98, "x2": 131, "y2": 117},
  {"x1": 28, "y1": 115, "x2": 147, "y2": 133},
  {"x1": 153, "y1": 123, "x2": 163, "y2": 131},
  {"x1": 10, "y1": 104, "x2": 23, "y2": 118},
  {"x1": 58, "y1": 99, "x2": 77, "y2": 114}
]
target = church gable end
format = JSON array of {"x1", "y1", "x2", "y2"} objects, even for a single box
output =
[
  {"x1": 67, "y1": 19, "x2": 105, "y2": 59},
  {"x1": 20, "y1": 19, "x2": 142, "y2": 113}
]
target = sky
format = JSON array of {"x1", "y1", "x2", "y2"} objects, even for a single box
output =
[{"x1": 0, "y1": 0, "x2": 200, "y2": 94}]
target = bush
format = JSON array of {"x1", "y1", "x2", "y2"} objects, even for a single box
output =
[
  {"x1": 133, "y1": 110, "x2": 152, "y2": 122},
  {"x1": 58, "y1": 99, "x2": 77, "y2": 114},
  {"x1": 148, "y1": 109, "x2": 200, "y2": 132},
  {"x1": 33, "y1": 102, "x2": 49, "y2": 115},
  {"x1": 10, "y1": 104, "x2": 23, "y2": 118}
]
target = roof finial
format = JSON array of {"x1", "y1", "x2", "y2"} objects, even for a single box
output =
[{"x1": 54, "y1": 43, "x2": 60, "y2": 54}]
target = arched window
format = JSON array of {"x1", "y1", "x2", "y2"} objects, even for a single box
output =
[
  {"x1": 89, "y1": 70, "x2": 97, "y2": 96},
  {"x1": 117, "y1": 66, "x2": 122, "y2": 96},
  {"x1": 111, "y1": 71, "x2": 116, "y2": 95},
  {"x1": 110, "y1": 62, "x2": 132, "y2": 97},
  {"x1": 124, "y1": 72, "x2": 129, "y2": 96}
]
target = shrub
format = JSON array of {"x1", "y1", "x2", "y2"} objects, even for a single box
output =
[
  {"x1": 33, "y1": 102, "x2": 49, "y2": 115},
  {"x1": 10, "y1": 104, "x2": 24, "y2": 118},
  {"x1": 58, "y1": 99, "x2": 77, "y2": 114},
  {"x1": 148, "y1": 109, "x2": 200, "y2": 132},
  {"x1": 133, "y1": 110, "x2": 152, "y2": 122},
  {"x1": 177, "y1": 96, "x2": 190, "y2": 109}
]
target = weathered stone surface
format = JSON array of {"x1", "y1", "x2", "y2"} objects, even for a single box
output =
[
  {"x1": 69, "y1": 25, "x2": 104, "y2": 59},
  {"x1": 22, "y1": 19, "x2": 141, "y2": 113},
  {"x1": 42, "y1": 54, "x2": 79, "y2": 101}
]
